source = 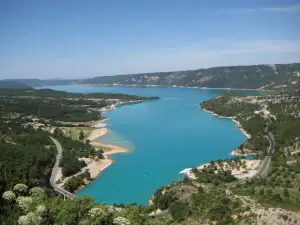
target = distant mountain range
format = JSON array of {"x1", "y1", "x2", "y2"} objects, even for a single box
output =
[
  {"x1": 2, "y1": 63, "x2": 300, "y2": 90},
  {"x1": 0, "y1": 81, "x2": 31, "y2": 89},
  {"x1": 80, "y1": 63, "x2": 300, "y2": 90},
  {"x1": 1, "y1": 79, "x2": 78, "y2": 87}
]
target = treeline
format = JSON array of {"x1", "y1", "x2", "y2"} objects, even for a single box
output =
[
  {"x1": 0, "y1": 119, "x2": 55, "y2": 194},
  {"x1": 0, "y1": 88, "x2": 159, "y2": 101}
]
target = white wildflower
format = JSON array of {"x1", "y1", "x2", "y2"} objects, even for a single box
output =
[
  {"x1": 26, "y1": 212, "x2": 42, "y2": 225},
  {"x1": 13, "y1": 184, "x2": 28, "y2": 195},
  {"x1": 18, "y1": 215, "x2": 30, "y2": 225},
  {"x1": 2, "y1": 190, "x2": 16, "y2": 202},
  {"x1": 89, "y1": 207, "x2": 106, "y2": 218},
  {"x1": 29, "y1": 187, "x2": 45, "y2": 199},
  {"x1": 18, "y1": 212, "x2": 42, "y2": 225},
  {"x1": 113, "y1": 216, "x2": 130, "y2": 225},
  {"x1": 16, "y1": 196, "x2": 33, "y2": 212},
  {"x1": 35, "y1": 204, "x2": 47, "y2": 216}
]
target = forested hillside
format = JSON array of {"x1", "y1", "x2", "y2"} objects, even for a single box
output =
[
  {"x1": 2, "y1": 79, "x2": 78, "y2": 87},
  {"x1": 0, "y1": 81, "x2": 30, "y2": 89},
  {"x1": 80, "y1": 63, "x2": 300, "y2": 90},
  {"x1": 0, "y1": 88, "x2": 158, "y2": 122}
]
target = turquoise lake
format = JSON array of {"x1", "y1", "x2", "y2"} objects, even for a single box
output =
[{"x1": 41, "y1": 85, "x2": 256, "y2": 205}]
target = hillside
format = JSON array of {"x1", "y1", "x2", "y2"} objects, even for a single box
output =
[
  {"x1": 80, "y1": 63, "x2": 300, "y2": 90},
  {"x1": 0, "y1": 81, "x2": 31, "y2": 89},
  {"x1": 2, "y1": 79, "x2": 79, "y2": 87}
]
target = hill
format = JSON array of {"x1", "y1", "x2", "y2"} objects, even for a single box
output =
[
  {"x1": 80, "y1": 63, "x2": 300, "y2": 90},
  {"x1": 0, "y1": 81, "x2": 31, "y2": 89},
  {"x1": 2, "y1": 79, "x2": 79, "y2": 87}
]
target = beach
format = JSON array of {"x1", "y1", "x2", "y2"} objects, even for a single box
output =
[
  {"x1": 88, "y1": 128, "x2": 108, "y2": 141},
  {"x1": 54, "y1": 118, "x2": 129, "y2": 191},
  {"x1": 85, "y1": 121, "x2": 129, "y2": 181},
  {"x1": 88, "y1": 140, "x2": 129, "y2": 180}
]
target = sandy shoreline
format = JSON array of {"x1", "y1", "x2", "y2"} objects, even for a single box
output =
[
  {"x1": 88, "y1": 128, "x2": 108, "y2": 141},
  {"x1": 56, "y1": 119, "x2": 130, "y2": 192},
  {"x1": 91, "y1": 118, "x2": 110, "y2": 128},
  {"x1": 83, "y1": 122, "x2": 129, "y2": 183}
]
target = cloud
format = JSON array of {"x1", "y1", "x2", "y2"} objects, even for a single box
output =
[
  {"x1": 266, "y1": 4, "x2": 300, "y2": 12},
  {"x1": 229, "y1": 4, "x2": 300, "y2": 13}
]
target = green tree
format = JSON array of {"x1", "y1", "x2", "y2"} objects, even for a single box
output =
[
  {"x1": 169, "y1": 201, "x2": 190, "y2": 222},
  {"x1": 283, "y1": 188, "x2": 290, "y2": 198},
  {"x1": 79, "y1": 131, "x2": 84, "y2": 140}
]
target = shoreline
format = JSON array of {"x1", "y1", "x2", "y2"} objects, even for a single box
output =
[
  {"x1": 179, "y1": 106, "x2": 256, "y2": 180},
  {"x1": 201, "y1": 107, "x2": 251, "y2": 139},
  {"x1": 74, "y1": 121, "x2": 130, "y2": 192},
  {"x1": 99, "y1": 100, "x2": 144, "y2": 113},
  {"x1": 84, "y1": 83, "x2": 264, "y2": 91},
  {"x1": 86, "y1": 124, "x2": 130, "y2": 178},
  {"x1": 61, "y1": 98, "x2": 147, "y2": 193},
  {"x1": 57, "y1": 116, "x2": 130, "y2": 193}
]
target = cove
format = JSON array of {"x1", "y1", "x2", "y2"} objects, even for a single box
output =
[{"x1": 41, "y1": 84, "x2": 258, "y2": 205}]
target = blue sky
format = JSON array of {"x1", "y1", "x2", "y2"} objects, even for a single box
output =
[{"x1": 1, "y1": 0, "x2": 300, "y2": 79}]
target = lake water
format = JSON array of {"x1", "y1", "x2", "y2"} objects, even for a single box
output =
[{"x1": 41, "y1": 84, "x2": 256, "y2": 205}]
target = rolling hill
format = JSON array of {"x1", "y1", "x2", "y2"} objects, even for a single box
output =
[
  {"x1": 2, "y1": 79, "x2": 78, "y2": 87},
  {"x1": 0, "y1": 81, "x2": 31, "y2": 89}
]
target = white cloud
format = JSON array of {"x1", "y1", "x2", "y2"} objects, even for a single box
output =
[
  {"x1": 229, "y1": 4, "x2": 300, "y2": 13},
  {"x1": 266, "y1": 4, "x2": 300, "y2": 12}
]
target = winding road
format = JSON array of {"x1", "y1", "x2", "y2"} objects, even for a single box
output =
[
  {"x1": 249, "y1": 127, "x2": 275, "y2": 179},
  {"x1": 49, "y1": 137, "x2": 76, "y2": 199}
]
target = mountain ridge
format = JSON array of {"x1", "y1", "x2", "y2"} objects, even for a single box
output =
[{"x1": 80, "y1": 63, "x2": 300, "y2": 90}]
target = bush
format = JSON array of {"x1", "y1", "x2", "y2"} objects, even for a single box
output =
[{"x1": 169, "y1": 201, "x2": 190, "y2": 222}]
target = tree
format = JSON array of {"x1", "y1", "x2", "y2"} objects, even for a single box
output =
[
  {"x1": 96, "y1": 150, "x2": 105, "y2": 159},
  {"x1": 83, "y1": 170, "x2": 91, "y2": 180},
  {"x1": 79, "y1": 131, "x2": 84, "y2": 140},
  {"x1": 283, "y1": 188, "x2": 289, "y2": 198},
  {"x1": 259, "y1": 188, "x2": 264, "y2": 196}
]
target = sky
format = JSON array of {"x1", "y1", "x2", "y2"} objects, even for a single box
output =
[{"x1": 1, "y1": 0, "x2": 300, "y2": 79}]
